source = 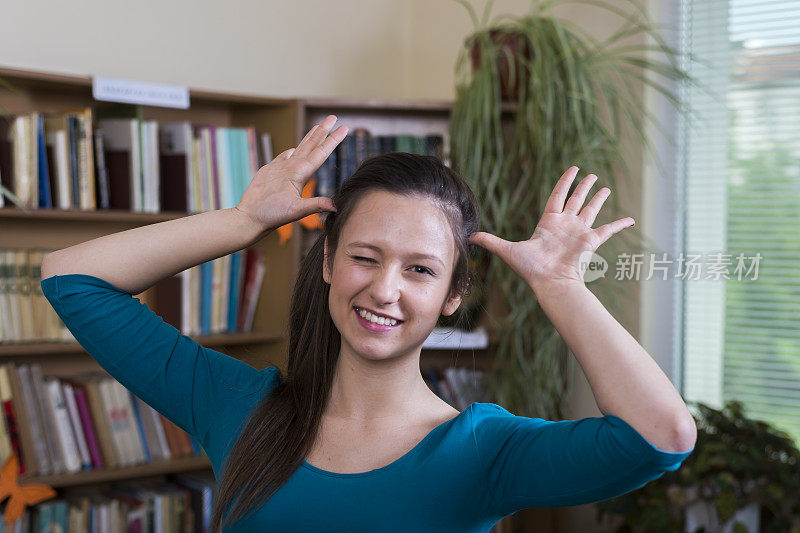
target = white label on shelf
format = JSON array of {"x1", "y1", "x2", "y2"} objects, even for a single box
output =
[{"x1": 92, "y1": 76, "x2": 190, "y2": 109}]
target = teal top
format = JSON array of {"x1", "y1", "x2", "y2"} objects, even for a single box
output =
[{"x1": 41, "y1": 273, "x2": 693, "y2": 532}]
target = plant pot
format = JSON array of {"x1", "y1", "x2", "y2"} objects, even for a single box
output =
[
  {"x1": 468, "y1": 30, "x2": 530, "y2": 101},
  {"x1": 683, "y1": 485, "x2": 761, "y2": 533}
]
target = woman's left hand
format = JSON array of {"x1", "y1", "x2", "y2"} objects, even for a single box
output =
[{"x1": 468, "y1": 166, "x2": 635, "y2": 292}]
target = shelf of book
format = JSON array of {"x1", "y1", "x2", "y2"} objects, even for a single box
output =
[{"x1": 22, "y1": 455, "x2": 212, "y2": 489}]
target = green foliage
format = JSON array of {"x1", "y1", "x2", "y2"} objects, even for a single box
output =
[
  {"x1": 596, "y1": 400, "x2": 800, "y2": 532},
  {"x1": 449, "y1": 0, "x2": 694, "y2": 419}
]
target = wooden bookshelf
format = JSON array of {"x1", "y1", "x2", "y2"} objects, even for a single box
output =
[
  {"x1": 0, "y1": 64, "x2": 509, "y2": 530},
  {"x1": 0, "y1": 66, "x2": 306, "y2": 501}
]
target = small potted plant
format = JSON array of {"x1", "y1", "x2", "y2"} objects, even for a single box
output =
[{"x1": 595, "y1": 400, "x2": 800, "y2": 533}]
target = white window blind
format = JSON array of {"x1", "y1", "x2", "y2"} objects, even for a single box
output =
[{"x1": 679, "y1": 0, "x2": 800, "y2": 445}]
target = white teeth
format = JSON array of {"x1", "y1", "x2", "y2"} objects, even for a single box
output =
[{"x1": 357, "y1": 308, "x2": 399, "y2": 326}]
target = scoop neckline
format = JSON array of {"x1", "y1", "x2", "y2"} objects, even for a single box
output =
[{"x1": 301, "y1": 403, "x2": 474, "y2": 478}]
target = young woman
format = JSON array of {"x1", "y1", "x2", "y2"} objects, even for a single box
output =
[{"x1": 41, "y1": 115, "x2": 696, "y2": 532}]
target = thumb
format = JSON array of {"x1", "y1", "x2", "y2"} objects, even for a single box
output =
[
  {"x1": 297, "y1": 196, "x2": 337, "y2": 217},
  {"x1": 469, "y1": 231, "x2": 511, "y2": 259}
]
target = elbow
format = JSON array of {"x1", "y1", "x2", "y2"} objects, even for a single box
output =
[
  {"x1": 40, "y1": 251, "x2": 60, "y2": 280},
  {"x1": 671, "y1": 415, "x2": 698, "y2": 453}
]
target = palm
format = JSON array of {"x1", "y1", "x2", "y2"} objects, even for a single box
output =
[
  {"x1": 519, "y1": 212, "x2": 604, "y2": 282},
  {"x1": 235, "y1": 115, "x2": 348, "y2": 233},
  {"x1": 469, "y1": 167, "x2": 635, "y2": 289}
]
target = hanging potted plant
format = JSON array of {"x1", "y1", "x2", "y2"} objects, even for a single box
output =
[{"x1": 449, "y1": 0, "x2": 696, "y2": 421}]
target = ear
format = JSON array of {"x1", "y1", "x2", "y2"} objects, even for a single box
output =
[
  {"x1": 440, "y1": 287, "x2": 463, "y2": 317},
  {"x1": 322, "y1": 237, "x2": 332, "y2": 284}
]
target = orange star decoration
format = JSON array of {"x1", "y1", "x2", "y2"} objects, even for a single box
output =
[
  {"x1": 276, "y1": 178, "x2": 324, "y2": 246},
  {"x1": 0, "y1": 453, "x2": 56, "y2": 524}
]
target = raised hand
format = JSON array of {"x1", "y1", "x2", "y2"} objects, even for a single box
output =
[
  {"x1": 234, "y1": 114, "x2": 348, "y2": 234},
  {"x1": 468, "y1": 166, "x2": 635, "y2": 291}
]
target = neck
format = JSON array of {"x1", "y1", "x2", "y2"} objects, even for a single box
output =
[{"x1": 325, "y1": 342, "x2": 436, "y2": 422}]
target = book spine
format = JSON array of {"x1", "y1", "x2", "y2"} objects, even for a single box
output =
[
  {"x1": 12, "y1": 116, "x2": 31, "y2": 208},
  {"x1": 31, "y1": 364, "x2": 64, "y2": 473},
  {"x1": 72, "y1": 386, "x2": 104, "y2": 469},
  {"x1": 148, "y1": 401, "x2": 171, "y2": 460},
  {"x1": 61, "y1": 383, "x2": 91, "y2": 470},
  {"x1": 214, "y1": 128, "x2": 231, "y2": 209},
  {"x1": 81, "y1": 110, "x2": 96, "y2": 210},
  {"x1": 93, "y1": 130, "x2": 110, "y2": 210},
  {"x1": 6, "y1": 364, "x2": 38, "y2": 476},
  {"x1": 85, "y1": 378, "x2": 118, "y2": 469},
  {"x1": 240, "y1": 250, "x2": 266, "y2": 332},
  {"x1": 45, "y1": 378, "x2": 81, "y2": 473},
  {"x1": 199, "y1": 261, "x2": 212, "y2": 335},
  {"x1": 99, "y1": 378, "x2": 127, "y2": 467},
  {"x1": 0, "y1": 365, "x2": 24, "y2": 474},
  {"x1": 67, "y1": 115, "x2": 80, "y2": 208},
  {"x1": 128, "y1": 391, "x2": 152, "y2": 463},
  {"x1": 134, "y1": 396, "x2": 163, "y2": 461},
  {"x1": 207, "y1": 126, "x2": 221, "y2": 210},
  {"x1": 227, "y1": 251, "x2": 240, "y2": 332},
  {"x1": 36, "y1": 114, "x2": 52, "y2": 209},
  {"x1": 131, "y1": 119, "x2": 143, "y2": 212},
  {"x1": 16, "y1": 364, "x2": 51, "y2": 475}
]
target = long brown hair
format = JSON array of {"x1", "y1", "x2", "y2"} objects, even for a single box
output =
[{"x1": 211, "y1": 152, "x2": 480, "y2": 530}]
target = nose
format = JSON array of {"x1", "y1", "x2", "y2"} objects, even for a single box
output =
[{"x1": 369, "y1": 265, "x2": 401, "y2": 306}]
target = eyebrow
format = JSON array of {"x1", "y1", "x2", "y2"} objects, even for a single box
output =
[{"x1": 347, "y1": 242, "x2": 445, "y2": 269}]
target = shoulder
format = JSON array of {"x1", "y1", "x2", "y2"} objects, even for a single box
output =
[
  {"x1": 469, "y1": 402, "x2": 548, "y2": 425},
  {"x1": 260, "y1": 365, "x2": 282, "y2": 392}
]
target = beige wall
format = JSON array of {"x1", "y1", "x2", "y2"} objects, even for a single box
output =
[
  {"x1": 0, "y1": 0, "x2": 410, "y2": 98},
  {"x1": 0, "y1": 0, "x2": 546, "y2": 101},
  {"x1": 2, "y1": 1, "x2": 662, "y2": 531}
]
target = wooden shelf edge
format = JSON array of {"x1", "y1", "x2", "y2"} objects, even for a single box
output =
[
  {"x1": 301, "y1": 97, "x2": 513, "y2": 114},
  {"x1": 0, "y1": 206, "x2": 190, "y2": 224},
  {"x1": 21, "y1": 455, "x2": 211, "y2": 488},
  {"x1": 301, "y1": 97, "x2": 455, "y2": 112},
  {"x1": 0, "y1": 66, "x2": 291, "y2": 107},
  {"x1": 0, "y1": 331, "x2": 284, "y2": 357}
]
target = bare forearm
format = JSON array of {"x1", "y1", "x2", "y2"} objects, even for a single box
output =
[
  {"x1": 532, "y1": 280, "x2": 697, "y2": 453},
  {"x1": 41, "y1": 207, "x2": 265, "y2": 295}
]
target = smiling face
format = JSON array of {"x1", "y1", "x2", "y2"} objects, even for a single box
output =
[{"x1": 323, "y1": 190, "x2": 463, "y2": 362}]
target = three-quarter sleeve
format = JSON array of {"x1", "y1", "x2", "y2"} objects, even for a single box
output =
[
  {"x1": 473, "y1": 403, "x2": 693, "y2": 518},
  {"x1": 40, "y1": 273, "x2": 276, "y2": 450}
]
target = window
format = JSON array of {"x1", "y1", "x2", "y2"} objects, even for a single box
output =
[{"x1": 679, "y1": 0, "x2": 800, "y2": 444}]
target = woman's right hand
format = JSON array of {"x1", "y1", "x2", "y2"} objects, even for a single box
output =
[{"x1": 234, "y1": 114, "x2": 348, "y2": 234}]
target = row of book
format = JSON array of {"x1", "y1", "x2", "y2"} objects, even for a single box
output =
[
  {"x1": 0, "y1": 363, "x2": 202, "y2": 478},
  {"x1": 299, "y1": 128, "x2": 447, "y2": 256},
  {"x1": 149, "y1": 247, "x2": 266, "y2": 338},
  {"x1": 4, "y1": 473, "x2": 215, "y2": 533},
  {"x1": 0, "y1": 106, "x2": 450, "y2": 215},
  {"x1": 0, "y1": 107, "x2": 273, "y2": 213},
  {"x1": 313, "y1": 128, "x2": 446, "y2": 199},
  {"x1": 424, "y1": 365, "x2": 489, "y2": 410},
  {"x1": 0, "y1": 249, "x2": 72, "y2": 344},
  {"x1": 0, "y1": 247, "x2": 266, "y2": 344}
]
